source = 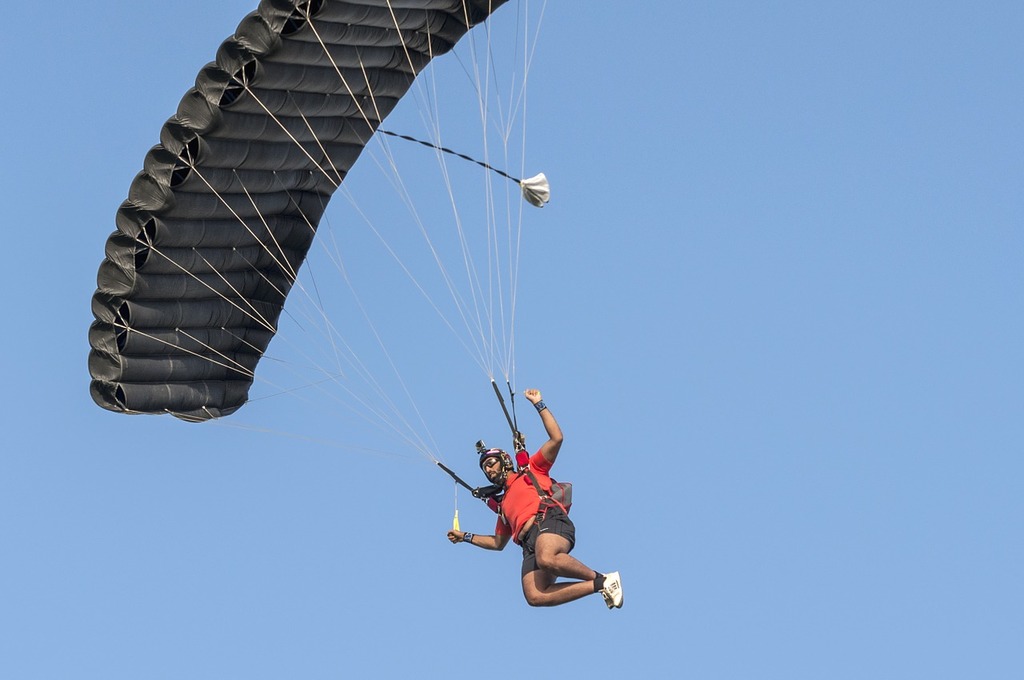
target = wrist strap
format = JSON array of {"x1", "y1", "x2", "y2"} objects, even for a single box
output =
[
  {"x1": 463, "y1": 532, "x2": 474, "y2": 545},
  {"x1": 534, "y1": 400, "x2": 547, "y2": 413}
]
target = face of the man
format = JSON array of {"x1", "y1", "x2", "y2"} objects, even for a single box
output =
[{"x1": 482, "y1": 456, "x2": 506, "y2": 485}]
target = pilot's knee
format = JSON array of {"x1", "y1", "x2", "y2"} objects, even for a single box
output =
[
  {"x1": 524, "y1": 589, "x2": 546, "y2": 607},
  {"x1": 536, "y1": 548, "x2": 564, "y2": 572}
]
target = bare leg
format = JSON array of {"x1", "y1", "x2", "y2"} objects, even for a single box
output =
[
  {"x1": 522, "y1": 569, "x2": 598, "y2": 607},
  {"x1": 534, "y1": 533, "x2": 598, "y2": 580},
  {"x1": 521, "y1": 534, "x2": 602, "y2": 607}
]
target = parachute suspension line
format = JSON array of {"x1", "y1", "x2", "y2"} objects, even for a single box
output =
[
  {"x1": 190, "y1": 2, "x2": 537, "y2": 450},
  {"x1": 462, "y1": 7, "x2": 519, "y2": 382},
  {"x1": 235, "y1": 173, "x2": 300, "y2": 281},
  {"x1": 355, "y1": 56, "x2": 388, "y2": 128},
  {"x1": 168, "y1": 85, "x2": 443, "y2": 455},
  {"x1": 284, "y1": 92, "x2": 348, "y2": 184},
  {"x1": 374, "y1": 143, "x2": 495, "y2": 374},
  {"x1": 292, "y1": 66, "x2": 494, "y2": 378},
  {"x1": 244, "y1": 252, "x2": 442, "y2": 460},
  {"x1": 173, "y1": 154, "x2": 301, "y2": 286},
  {"x1": 111, "y1": 325, "x2": 255, "y2": 379},
  {"x1": 243, "y1": 374, "x2": 346, "y2": 403},
  {"x1": 405, "y1": 20, "x2": 508, "y2": 382},
  {"x1": 508, "y1": 0, "x2": 545, "y2": 378},
  {"x1": 407, "y1": 1, "x2": 551, "y2": 386},
  {"x1": 347, "y1": 127, "x2": 499, "y2": 377},
  {"x1": 219, "y1": 327, "x2": 266, "y2": 356},
  {"x1": 495, "y1": 1, "x2": 538, "y2": 384},
  {"x1": 270, "y1": 79, "x2": 497, "y2": 409},
  {"x1": 175, "y1": 328, "x2": 258, "y2": 377},
  {"x1": 331, "y1": 184, "x2": 492, "y2": 377},
  {"x1": 90, "y1": 1, "x2": 550, "y2": 432},
  {"x1": 383, "y1": 0, "x2": 423, "y2": 81},
  {"x1": 302, "y1": 5, "x2": 501, "y2": 379},
  {"x1": 166, "y1": 407, "x2": 215, "y2": 424},
  {"x1": 135, "y1": 337, "x2": 403, "y2": 432},
  {"x1": 301, "y1": 9, "x2": 385, "y2": 133},
  {"x1": 140, "y1": 165, "x2": 432, "y2": 450},
  {"x1": 268, "y1": 317, "x2": 440, "y2": 460},
  {"x1": 381, "y1": 5, "x2": 528, "y2": 384},
  {"x1": 267, "y1": 186, "x2": 361, "y2": 382},
  {"x1": 481, "y1": 15, "x2": 515, "y2": 383},
  {"x1": 323, "y1": 233, "x2": 445, "y2": 460},
  {"x1": 251, "y1": 199, "x2": 442, "y2": 462},
  {"x1": 350, "y1": 3, "x2": 544, "y2": 386},
  {"x1": 400, "y1": 109, "x2": 502, "y2": 381},
  {"x1": 144, "y1": 183, "x2": 299, "y2": 342},
  {"x1": 307, "y1": 214, "x2": 491, "y2": 456},
  {"x1": 406, "y1": 28, "x2": 502, "y2": 380},
  {"x1": 269, "y1": 185, "x2": 389, "y2": 389},
  {"x1": 204, "y1": 414, "x2": 426, "y2": 460},
  {"x1": 113, "y1": 233, "x2": 340, "y2": 403},
  {"x1": 460, "y1": 12, "x2": 496, "y2": 324},
  {"x1": 195, "y1": 178, "x2": 419, "y2": 430},
  {"x1": 210, "y1": 275, "x2": 432, "y2": 440},
  {"x1": 493, "y1": 0, "x2": 549, "y2": 146},
  {"x1": 135, "y1": 243, "x2": 277, "y2": 334},
  {"x1": 503, "y1": 113, "x2": 526, "y2": 380},
  {"x1": 376, "y1": 2, "x2": 540, "y2": 387},
  {"x1": 229, "y1": 251, "x2": 294, "y2": 311},
  {"x1": 208, "y1": 71, "x2": 442, "y2": 455},
  {"x1": 251, "y1": 181, "x2": 446, "y2": 463},
  {"x1": 267, "y1": 193, "x2": 425, "y2": 424},
  {"x1": 487, "y1": 0, "x2": 551, "y2": 384},
  {"x1": 212, "y1": 328, "x2": 377, "y2": 415},
  {"x1": 282, "y1": 3, "x2": 539, "y2": 384},
  {"x1": 504, "y1": 2, "x2": 532, "y2": 386},
  {"x1": 240, "y1": 84, "x2": 342, "y2": 188},
  {"x1": 188, "y1": 246, "x2": 291, "y2": 314}
]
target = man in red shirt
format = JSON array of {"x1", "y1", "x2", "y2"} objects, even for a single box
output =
[{"x1": 447, "y1": 389, "x2": 623, "y2": 608}]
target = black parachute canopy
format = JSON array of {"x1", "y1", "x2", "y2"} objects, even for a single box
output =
[{"x1": 89, "y1": 0, "x2": 508, "y2": 421}]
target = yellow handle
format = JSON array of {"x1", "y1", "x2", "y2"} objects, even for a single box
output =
[{"x1": 453, "y1": 509, "x2": 461, "y2": 532}]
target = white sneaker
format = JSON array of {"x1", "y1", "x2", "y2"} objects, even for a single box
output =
[{"x1": 600, "y1": 571, "x2": 623, "y2": 609}]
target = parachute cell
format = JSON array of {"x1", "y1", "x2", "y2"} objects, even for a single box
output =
[{"x1": 89, "y1": 0, "x2": 509, "y2": 420}]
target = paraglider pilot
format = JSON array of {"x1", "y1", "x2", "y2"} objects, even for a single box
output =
[{"x1": 447, "y1": 389, "x2": 623, "y2": 608}]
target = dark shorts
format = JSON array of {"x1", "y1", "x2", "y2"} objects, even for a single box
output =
[{"x1": 520, "y1": 508, "x2": 576, "y2": 577}]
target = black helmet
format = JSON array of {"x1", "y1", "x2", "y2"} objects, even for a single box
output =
[{"x1": 478, "y1": 447, "x2": 513, "y2": 473}]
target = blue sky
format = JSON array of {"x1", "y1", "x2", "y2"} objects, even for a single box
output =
[{"x1": 2, "y1": 2, "x2": 1022, "y2": 678}]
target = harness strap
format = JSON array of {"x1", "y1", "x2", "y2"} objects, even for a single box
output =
[{"x1": 521, "y1": 466, "x2": 570, "y2": 517}]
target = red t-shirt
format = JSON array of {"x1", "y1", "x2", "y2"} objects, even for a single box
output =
[{"x1": 495, "y1": 450, "x2": 554, "y2": 542}]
